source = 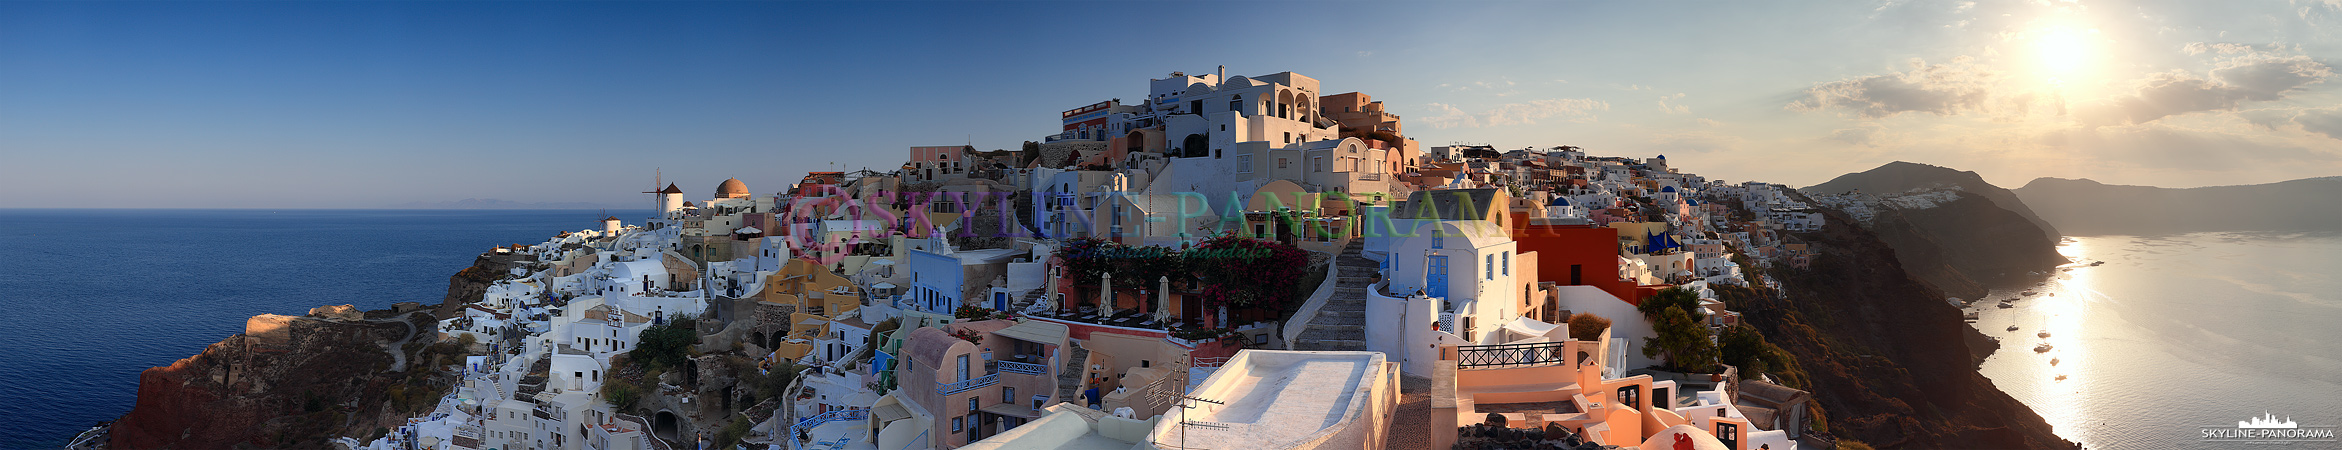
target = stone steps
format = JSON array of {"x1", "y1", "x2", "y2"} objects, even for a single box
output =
[
  {"x1": 1055, "y1": 344, "x2": 1091, "y2": 404},
  {"x1": 1293, "y1": 239, "x2": 1378, "y2": 353}
]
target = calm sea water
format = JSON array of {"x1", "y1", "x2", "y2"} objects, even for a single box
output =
[
  {"x1": 0, "y1": 209, "x2": 639, "y2": 450},
  {"x1": 1974, "y1": 232, "x2": 2342, "y2": 450}
]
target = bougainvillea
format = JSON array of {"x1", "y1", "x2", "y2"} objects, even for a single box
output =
[{"x1": 1187, "y1": 236, "x2": 1311, "y2": 312}]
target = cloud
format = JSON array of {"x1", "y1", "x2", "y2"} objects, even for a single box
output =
[
  {"x1": 1659, "y1": 93, "x2": 1691, "y2": 114},
  {"x1": 1787, "y1": 57, "x2": 1998, "y2": 119},
  {"x1": 2295, "y1": 107, "x2": 2342, "y2": 140},
  {"x1": 1696, "y1": 118, "x2": 1722, "y2": 127},
  {"x1": 1421, "y1": 99, "x2": 1609, "y2": 129},
  {"x1": 2183, "y1": 42, "x2": 2258, "y2": 55},
  {"x1": 1650, "y1": 130, "x2": 1746, "y2": 153},
  {"x1": 2076, "y1": 51, "x2": 2333, "y2": 126},
  {"x1": 1827, "y1": 122, "x2": 1891, "y2": 147}
]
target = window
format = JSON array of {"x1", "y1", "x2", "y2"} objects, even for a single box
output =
[
  {"x1": 1502, "y1": 252, "x2": 1510, "y2": 276},
  {"x1": 969, "y1": 397, "x2": 980, "y2": 413},
  {"x1": 952, "y1": 417, "x2": 964, "y2": 432},
  {"x1": 1277, "y1": 158, "x2": 1289, "y2": 169},
  {"x1": 1229, "y1": 95, "x2": 1242, "y2": 114},
  {"x1": 1237, "y1": 155, "x2": 1252, "y2": 173},
  {"x1": 958, "y1": 355, "x2": 970, "y2": 382},
  {"x1": 1432, "y1": 235, "x2": 1443, "y2": 249},
  {"x1": 1486, "y1": 255, "x2": 1494, "y2": 279},
  {"x1": 1140, "y1": 360, "x2": 1150, "y2": 368},
  {"x1": 1003, "y1": 386, "x2": 1015, "y2": 404},
  {"x1": 1032, "y1": 395, "x2": 1046, "y2": 410},
  {"x1": 1283, "y1": 132, "x2": 1290, "y2": 143}
]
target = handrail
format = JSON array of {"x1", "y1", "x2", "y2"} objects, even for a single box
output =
[
  {"x1": 937, "y1": 373, "x2": 999, "y2": 395},
  {"x1": 1452, "y1": 341, "x2": 1574, "y2": 369},
  {"x1": 992, "y1": 360, "x2": 1049, "y2": 376},
  {"x1": 1279, "y1": 246, "x2": 1345, "y2": 349}
]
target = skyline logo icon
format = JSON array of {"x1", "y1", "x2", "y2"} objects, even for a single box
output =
[{"x1": 2241, "y1": 412, "x2": 2300, "y2": 429}]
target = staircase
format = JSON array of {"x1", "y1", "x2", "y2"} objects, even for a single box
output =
[
  {"x1": 1294, "y1": 240, "x2": 1374, "y2": 351},
  {"x1": 1009, "y1": 289, "x2": 1048, "y2": 313},
  {"x1": 1054, "y1": 343, "x2": 1092, "y2": 405}
]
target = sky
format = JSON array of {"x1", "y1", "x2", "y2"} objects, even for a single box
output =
[{"x1": 2, "y1": 0, "x2": 2337, "y2": 209}]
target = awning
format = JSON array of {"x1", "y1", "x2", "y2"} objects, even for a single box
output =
[{"x1": 993, "y1": 320, "x2": 1070, "y2": 345}]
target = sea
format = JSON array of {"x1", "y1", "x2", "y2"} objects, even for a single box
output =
[
  {"x1": 1972, "y1": 232, "x2": 2342, "y2": 450},
  {"x1": 0, "y1": 209, "x2": 640, "y2": 450}
]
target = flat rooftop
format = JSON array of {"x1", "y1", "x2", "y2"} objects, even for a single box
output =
[{"x1": 1151, "y1": 350, "x2": 1383, "y2": 450}]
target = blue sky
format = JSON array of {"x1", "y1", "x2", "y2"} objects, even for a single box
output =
[{"x1": 3, "y1": 1, "x2": 2337, "y2": 208}]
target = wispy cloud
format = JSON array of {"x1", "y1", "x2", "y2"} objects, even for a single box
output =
[
  {"x1": 1787, "y1": 56, "x2": 1998, "y2": 119},
  {"x1": 2075, "y1": 49, "x2": 2333, "y2": 126},
  {"x1": 1659, "y1": 93, "x2": 1691, "y2": 114},
  {"x1": 1421, "y1": 99, "x2": 1610, "y2": 129}
]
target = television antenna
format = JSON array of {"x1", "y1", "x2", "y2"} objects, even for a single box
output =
[{"x1": 1151, "y1": 391, "x2": 1225, "y2": 450}]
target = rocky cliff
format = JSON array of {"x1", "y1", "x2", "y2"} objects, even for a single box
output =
[
  {"x1": 110, "y1": 250, "x2": 522, "y2": 449},
  {"x1": 109, "y1": 313, "x2": 427, "y2": 449},
  {"x1": 1859, "y1": 191, "x2": 2068, "y2": 299},
  {"x1": 1722, "y1": 213, "x2": 2069, "y2": 449},
  {"x1": 1806, "y1": 161, "x2": 2060, "y2": 239}
]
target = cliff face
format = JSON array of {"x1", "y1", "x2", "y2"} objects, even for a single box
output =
[
  {"x1": 1722, "y1": 215, "x2": 2069, "y2": 449},
  {"x1": 110, "y1": 314, "x2": 417, "y2": 449},
  {"x1": 2015, "y1": 176, "x2": 2342, "y2": 235},
  {"x1": 1861, "y1": 191, "x2": 2067, "y2": 299},
  {"x1": 112, "y1": 251, "x2": 517, "y2": 449},
  {"x1": 1806, "y1": 161, "x2": 2060, "y2": 239}
]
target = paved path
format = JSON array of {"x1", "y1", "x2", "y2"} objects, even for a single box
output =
[
  {"x1": 376, "y1": 311, "x2": 428, "y2": 372},
  {"x1": 1382, "y1": 374, "x2": 1435, "y2": 450},
  {"x1": 1294, "y1": 240, "x2": 1373, "y2": 351}
]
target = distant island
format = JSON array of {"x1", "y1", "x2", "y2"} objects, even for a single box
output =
[
  {"x1": 2015, "y1": 176, "x2": 2342, "y2": 236},
  {"x1": 389, "y1": 198, "x2": 637, "y2": 210}
]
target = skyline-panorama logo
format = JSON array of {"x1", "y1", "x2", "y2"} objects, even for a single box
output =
[{"x1": 2202, "y1": 412, "x2": 2336, "y2": 445}]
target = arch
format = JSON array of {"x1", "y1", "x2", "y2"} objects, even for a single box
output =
[
  {"x1": 1228, "y1": 94, "x2": 1243, "y2": 116},
  {"x1": 653, "y1": 410, "x2": 682, "y2": 442},
  {"x1": 1181, "y1": 134, "x2": 1209, "y2": 158},
  {"x1": 1277, "y1": 91, "x2": 1295, "y2": 119}
]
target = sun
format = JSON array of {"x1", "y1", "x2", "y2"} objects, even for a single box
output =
[{"x1": 2032, "y1": 26, "x2": 2099, "y2": 84}]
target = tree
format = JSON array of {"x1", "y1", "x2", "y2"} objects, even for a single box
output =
[
  {"x1": 630, "y1": 324, "x2": 698, "y2": 370},
  {"x1": 1641, "y1": 305, "x2": 1718, "y2": 372},
  {"x1": 1566, "y1": 313, "x2": 1612, "y2": 342},
  {"x1": 1637, "y1": 287, "x2": 1706, "y2": 322},
  {"x1": 1020, "y1": 141, "x2": 1041, "y2": 165}
]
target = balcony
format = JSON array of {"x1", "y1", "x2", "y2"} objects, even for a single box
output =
[
  {"x1": 937, "y1": 373, "x2": 999, "y2": 396},
  {"x1": 991, "y1": 360, "x2": 1049, "y2": 376}
]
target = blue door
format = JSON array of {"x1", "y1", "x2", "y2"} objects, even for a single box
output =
[
  {"x1": 994, "y1": 292, "x2": 1008, "y2": 311},
  {"x1": 1427, "y1": 255, "x2": 1449, "y2": 299}
]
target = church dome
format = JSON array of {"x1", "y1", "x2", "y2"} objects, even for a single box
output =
[
  {"x1": 715, "y1": 178, "x2": 751, "y2": 199},
  {"x1": 1548, "y1": 197, "x2": 1572, "y2": 206}
]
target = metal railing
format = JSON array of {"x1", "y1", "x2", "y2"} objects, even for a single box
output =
[
  {"x1": 937, "y1": 373, "x2": 999, "y2": 396},
  {"x1": 1452, "y1": 341, "x2": 1574, "y2": 369},
  {"x1": 992, "y1": 360, "x2": 1049, "y2": 376}
]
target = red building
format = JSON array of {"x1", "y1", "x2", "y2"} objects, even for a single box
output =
[{"x1": 1509, "y1": 215, "x2": 1661, "y2": 306}]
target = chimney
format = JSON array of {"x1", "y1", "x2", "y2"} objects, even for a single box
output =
[{"x1": 1217, "y1": 65, "x2": 1225, "y2": 86}]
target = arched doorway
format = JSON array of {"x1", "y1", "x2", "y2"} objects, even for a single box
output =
[
  {"x1": 653, "y1": 410, "x2": 682, "y2": 442},
  {"x1": 1181, "y1": 134, "x2": 1209, "y2": 158}
]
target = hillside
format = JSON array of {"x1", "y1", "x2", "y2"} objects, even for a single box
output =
[
  {"x1": 1856, "y1": 191, "x2": 2069, "y2": 299},
  {"x1": 2014, "y1": 176, "x2": 2342, "y2": 236},
  {"x1": 1805, "y1": 161, "x2": 2060, "y2": 239},
  {"x1": 1722, "y1": 212, "x2": 2071, "y2": 449}
]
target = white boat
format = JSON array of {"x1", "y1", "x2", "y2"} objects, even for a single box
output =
[
  {"x1": 2050, "y1": 357, "x2": 2060, "y2": 365},
  {"x1": 2055, "y1": 374, "x2": 2068, "y2": 381},
  {"x1": 2007, "y1": 325, "x2": 2020, "y2": 331},
  {"x1": 2033, "y1": 343, "x2": 2053, "y2": 352},
  {"x1": 1997, "y1": 301, "x2": 2015, "y2": 309},
  {"x1": 2038, "y1": 330, "x2": 2051, "y2": 338}
]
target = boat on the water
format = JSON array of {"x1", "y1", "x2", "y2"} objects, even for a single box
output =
[
  {"x1": 1998, "y1": 301, "x2": 2015, "y2": 309},
  {"x1": 2055, "y1": 374, "x2": 2068, "y2": 380},
  {"x1": 2038, "y1": 330, "x2": 2051, "y2": 338},
  {"x1": 2007, "y1": 325, "x2": 2020, "y2": 331},
  {"x1": 2050, "y1": 357, "x2": 2060, "y2": 365},
  {"x1": 2034, "y1": 343, "x2": 2054, "y2": 352}
]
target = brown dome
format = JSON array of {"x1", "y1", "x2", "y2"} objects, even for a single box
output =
[{"x1": 715, "y1": 178, "x2": 750, "y2": 199}]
